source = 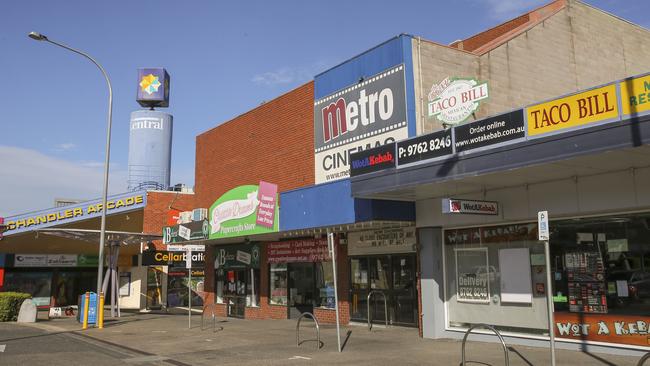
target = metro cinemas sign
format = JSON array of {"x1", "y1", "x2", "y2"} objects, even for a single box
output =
[{"x1": 314, "y1": 65, "x2": 408, "y2": 184}]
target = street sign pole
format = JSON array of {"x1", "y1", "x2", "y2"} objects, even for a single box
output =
[
  {"x1": 538, "y1": 211, "x2": 556, "y2": 366},
  {"x1": 328, "y1": 232, "x2": 342, "y2": 352},
  {"x1": 186, "y1": 249, "x2": 192, "y2": 329}
]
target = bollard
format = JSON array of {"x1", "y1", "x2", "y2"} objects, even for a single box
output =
[
  {"x1": 98, "y1": 292, "x2": 105, "y2": 329},
  {"x1": 82, "y1": 292, "x2": 90, "y2": 330}
]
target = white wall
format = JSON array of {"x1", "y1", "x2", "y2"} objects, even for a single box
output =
[
  {"x1": 118, "y1": 266, "x2": 147, "y2": 310},
  {"x1": 417, "y1": 167, "x2": 650, "y2": 228}
]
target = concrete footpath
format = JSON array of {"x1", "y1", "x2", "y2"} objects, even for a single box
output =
[{"x1": 1, "y1": 311, "x2": 644, "y2": 365}]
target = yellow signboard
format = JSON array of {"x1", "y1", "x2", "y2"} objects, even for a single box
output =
[
  {"x1": 620, "y1": 74, "x2": 650, "y2": 116},
  {"x1": 6, "y1": 194, "x2": 144, "y2": 231},
  {"x1": 527, "y1": 84, "x2": 619, "y2": 137}
]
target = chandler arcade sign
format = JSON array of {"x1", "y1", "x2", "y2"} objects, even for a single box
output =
[
  {"x1": 4, "y1": 191, "x2": 147, "y2": 236},
  {"x1": 351, "y1": 72, "x2": 650, "y2": 176}
]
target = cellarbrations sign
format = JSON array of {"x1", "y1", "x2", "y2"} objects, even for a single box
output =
[{"x1": 313, "y1": 65, "x2": 408, "y2": 184}]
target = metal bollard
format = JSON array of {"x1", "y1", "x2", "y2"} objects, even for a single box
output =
[
  {"x1": 82, "y1": 292, "x2": 90, "y2": 330},
  {"x1": 97, "y1": 292, "x2": 105, "y2": 329}
]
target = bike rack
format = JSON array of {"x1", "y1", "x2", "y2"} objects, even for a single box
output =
[
  {"x1": 201, "y1": 304, "x2": 223, "y2": 333},
  {"x1": 296, "y1": 312, "x2": 321, "y2": 350},
  {"x1": 367, "y1": 290, "x2": 388, "y2": 331},
  {"x1": 461, "y1": 323, "x2": 509, "y2": 366},
  {"x1": 638, "y1": 352, "x2": 650, "y2": 366}
]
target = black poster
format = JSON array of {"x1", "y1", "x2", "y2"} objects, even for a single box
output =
[
  {"x1": 396, "y1": 129, "x2": 453, "y2": 166},
  {"x1": 350, "y1": 143, "x2": 396, "y2": 177},
  {"x1": 454, "y1": 109, "x2": 525, "y2": 153}
]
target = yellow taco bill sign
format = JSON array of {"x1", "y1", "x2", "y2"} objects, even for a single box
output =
[{"x1": 527, "y1": 83, "x2": 619, "y2": 137}]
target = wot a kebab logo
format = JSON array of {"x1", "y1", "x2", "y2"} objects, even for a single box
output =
[{"x1": 314, "y1": 65, "x2": 407, "y2": 184}]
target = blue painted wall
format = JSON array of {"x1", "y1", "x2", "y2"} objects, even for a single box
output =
[
  {"x1": 280, "y1": 180, "x2": 414, "y2": 231},
  {"x1": 314, "y1": 34, "x2": 417, "y2": 138}
]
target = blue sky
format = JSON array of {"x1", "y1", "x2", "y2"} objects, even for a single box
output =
[{"x1": 1, "y1": 0, "x2": 648, "y2": 216}]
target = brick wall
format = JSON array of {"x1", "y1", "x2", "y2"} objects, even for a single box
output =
[
  {"x1": 194, "y1": 82, "x2": 315, "y2": 211},
  {"x1": 142, "y1": 191, "x2": 195, "y2": 250},
  {"x1": 203, "y1": 239, "x2": 351, "y2": 325}
]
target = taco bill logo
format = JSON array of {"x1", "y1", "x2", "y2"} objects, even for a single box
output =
[{"x1": 428, "y1": 77, "x2": 489, "y2": 126}]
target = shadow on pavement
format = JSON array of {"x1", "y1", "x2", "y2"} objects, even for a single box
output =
[
  {"x1": 341, "y1": 330, "x2": 352, "y2": 351},
  {"x1": 508, "y1": 346, "x2": 535, "y2": 366}
]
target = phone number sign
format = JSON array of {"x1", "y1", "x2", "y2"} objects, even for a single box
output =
[{"x1": 396, "y1": 129, "x2": 452, "y2": 166}]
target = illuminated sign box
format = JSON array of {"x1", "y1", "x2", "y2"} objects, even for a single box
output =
[
  {"x1": 137, "y1": 68, "x2": 170, "y2": 108},
  {"x1": 442, "y1": 198, "x2": 499, "y2": 215}
]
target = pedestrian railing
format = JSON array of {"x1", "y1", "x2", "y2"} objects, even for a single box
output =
[
  {"x1": 461, "y1": 323, "x2": 509, "y2": 366},
  {"x1": 367, "y1": 290, "x2": 388, "y2": 331},
  {"x1": 296, "y1": 312, "x2": 321, "y2": 350},
  {"x1": 201, "y1": 304, "x2": 223, "y2": 333},
  {"x1": 638, "y1": 352, "x2": 650, "y2": 366}
]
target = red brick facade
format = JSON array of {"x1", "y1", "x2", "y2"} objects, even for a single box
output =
[
  {"x1": 203, "y1": 238, "x2": 350, "y2": 325},
  {"x1": 194, "y1": 81, "x2": 315, "y2": 211},
  {"x1": 194, "y1": 81, "x2": 353, "y2": 324},
  {"x1": 142, "y1": 191, "x2": 195, "y2": 250}
]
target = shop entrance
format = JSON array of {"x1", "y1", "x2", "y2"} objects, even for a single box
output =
[
  {"x1": 288, "y1": 263, "x2": 315, "y2": 318},
  {"x1": 224, "y1": 269, "x2": 246, "y2": 318},
  {"x1": 349, "y1": 254, "x2": 417, "y2": 326}
]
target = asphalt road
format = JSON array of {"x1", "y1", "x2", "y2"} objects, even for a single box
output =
[{"x1": 0, "y1": 322, "x2": 188, "y2": 366}]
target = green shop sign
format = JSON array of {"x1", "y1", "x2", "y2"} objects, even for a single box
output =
[
  {"x1": 163, "y1": 220, "x2": 209, "y2": 244},
  {"x1": 208, "y1": 183, "x2": 279, "y2": 240},
  {"x1": 77, "y1": 254, "x2": 99, "y2": 267},
  {"x1": 214, "y1": 243, "x2": 260, "y2": 270}
]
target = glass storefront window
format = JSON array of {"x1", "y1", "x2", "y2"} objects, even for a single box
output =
[
  {"x1": 246, "y1": 269, "x2": 260, "y2": 307},
  {"x1": 370, "y1": 257, "x2": 390, "y2": 290},
  {"x1": 444, "y1": 224, "x2": 548, "y2": 334},
  {"x1": 3, "y1": 272, "x2": 52, "y2": 306},
  {"x1": 443, "y1": 213, "x2": 650, "y2": 347},
  {"x1": 146, "y1": 267, "x2": 164, "y2": 309},
  {"x1": 215, "y1": 269, "x2": 224, "y2": 303},
  {"x1": 269, "y1": 263, "x2": 287, "y2": 305},
  {"x1": 550, "y1": 215, "x2": 650, "y2": 316},
  {"x1": 315, "y1": 262, "x2": 335, "y2": 308}
]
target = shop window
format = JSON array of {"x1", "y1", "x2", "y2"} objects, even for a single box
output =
[
  {"x1": 3, "y1": 272, "x2": 52, "y2": 307},
  {"x1": 269, "y1": 263, "x2": 287, "y2": 305},
  {"x1": 315, "y1": 262, "x2": 335, "y2": 308},
  {"x1": 444, "y1": 224, "x2": 547, "y2": 334},
  {"x1": 246, "y1": 268, "x2": 260, "y2": 307},
  {"x1": 215, "y1": 269, "x2": 224, "y2": 304},
  {"x1": 351, "y1": 258, "x2": 369, "y2": 290},
  {"x1": 549, "y1": 215, "x2": 650, "y2": 316}
]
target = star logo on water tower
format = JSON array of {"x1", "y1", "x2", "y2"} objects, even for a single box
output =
[{"x1": 140, "y1": 74, "x2": 162, "y2": 95}]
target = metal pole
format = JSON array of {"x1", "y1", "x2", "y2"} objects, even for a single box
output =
[
  {"x1": 187, "y1": 249, "x2": 192, "y2": 329},
  {"x1": 544, "y1": 239, "x2": 556, "y2": 366},
  {"x1": 188, "y1": 267, "x2": 192, "y2": 328},
  {"x1": 31, "y1": 34, "x2": 113, "y2": 327},
  {"x1": 328, "y1": 232, "x2": 342, "y2": 352}
]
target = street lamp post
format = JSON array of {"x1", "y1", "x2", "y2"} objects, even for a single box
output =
[{"x1": 29, "y1": 32, "x2": 112, "y2": 324}]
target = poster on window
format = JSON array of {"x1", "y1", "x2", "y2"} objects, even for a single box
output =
[{"x1": 455, "y1": 248, "x2": 490, "y2": 303}]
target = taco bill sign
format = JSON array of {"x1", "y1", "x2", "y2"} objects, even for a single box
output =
[
  {"x1": 428, "y1": 77, "x2": 489, "y2": 125},
  {"x1": 208, "y1": 182, "x2": 279, "y2": 240}
]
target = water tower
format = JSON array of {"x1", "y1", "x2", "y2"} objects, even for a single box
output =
[{"x1": 128, "y1": 68, "x2": 173, "y2": 191}]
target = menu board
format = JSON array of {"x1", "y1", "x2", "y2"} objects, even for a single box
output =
[{"x1": 565, "y1": 251, "x2": 607, "y2": 313}]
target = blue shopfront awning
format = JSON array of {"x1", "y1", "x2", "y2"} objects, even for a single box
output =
[{"x1": 279, "y1": 179, "x2": 414, "y2": 232}]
